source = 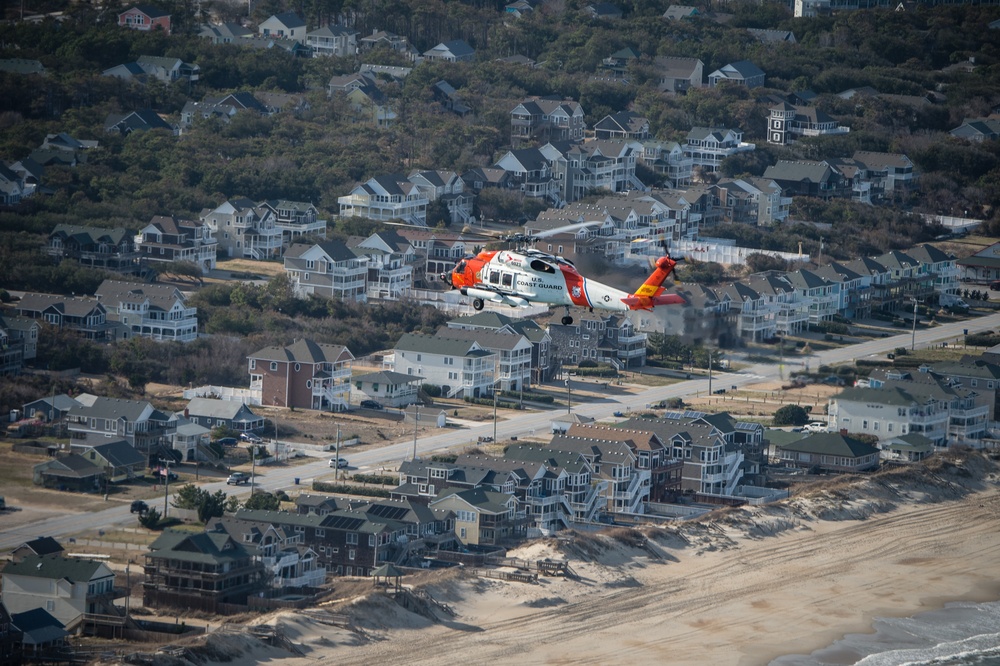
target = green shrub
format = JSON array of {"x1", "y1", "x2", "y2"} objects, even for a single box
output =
[
  {"x1": 311, "y1": 482, "x2": 392, "y2": 497},
  {"x1": 421, "y1": 384, "x2": 442, "y2": 397},
  {"x1": 351, "y1": 473, "x2": 397, "y2": 485}
]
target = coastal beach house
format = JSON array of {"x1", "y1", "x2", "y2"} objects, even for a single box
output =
[
  {"x1": 906, "y1": 244, "x2": 958, "y2": 301},
  {"x1": 104, "y1": 109, "x2": 175, "y2": 136},
  {"x1": 234, "y1": 508, "x2": 400, "y2": 577},
  {"x1": 407, "y1": 170, "x2": 474, "y2": 226},
  {"x1": 200, "y1": 197, "x2": 282, "y2": 260},
  {"x1": 135, "y1": 215, "x2": 218, "y2": 273},
  {"x1": 169, "y1": 416, "x2": 212, "y2": 462},
  {"x1": 338, "y1": 174, "x2": 429, "y2": 226},
  {"x1": 351, "y1": 370, "x2": 423, "y2": 408},
  {"x1": 510, "y1": 97, "x2": 586, "y2": 148},
  {"x1": 95, "y1": 280, "x2": 198, "y2": 342},
  {"x1": 350, "y1": 230, "x2": 416, "y2": 300},
  {"x1": 0, "y1": 317, "x2": 29, "y2": 376},
  {"x1": 653, "y1": 56, "x2": 704, "y2": 93},
  {"x1": 283, "y1": 241, "x2": 368, "y2": 301},
  {"x1": 32, "y1": 455, "x2": 104, "y2": 492},
  {"x1": 829, "y1": 373, "x2": 988, "y2": 447},
  {"x1": 69, "y1": 438, "x2": 146, "y2": 482},
  {"x1": 47, "y1": 224, "x2": 140, "y2": 275},
  {"x1": 15, "y1": 294, "x2": 113, "y2": 341},
  {"x1": 1, "y1": 555, "x2": 116, "y2": 631},
  {"x1": 421, "y1": 39, "x2": 475, "y2": 63},
  {"x1": 684, "y1": 127, "x2": 755, "y2": 173},
  {"x1": 774, "y1": 433, "x2": 880, "y2": 473},
  {"x1": 183, "y1": 397, "x2": 265, "y2": 433},
  {"x1": 359, "y1": 29, "x2": 417, "y2": 57},
  {"x1": 258, "y1": 200, "x2": 327, "y2": 246},
  {"x1": 394, "y1": 229, "x2": 476, "y2": 287},
  {"x1": 258, "y1": 12, "x2": 305, "y2": 39},
  {"x1": 306, "y1": 25, "x2": 357, "y2": 57},
  {"x1": 65, "y1": 396, "x2": 176, "y2": 455},
  {"x1": 708, "y1": 60, "x2": 765, "y2": 88},
  {"x1": 9, "y1": 607, "x2": 68, "y2": 659},
  {"x1": 548, "y1": 428, "x2": 648, "y2": 515},
  {"x1": 3, "y1": 314, "x2": 39, "y2": 364},
  {"x1": 208, "y1": 517, "x2": 327, "y2": 589},
  {"x1": 9, "y1": 538, "x2": 65, "y2": 564},
  {"x1": 429, "y1": 488, "x2": 521, "y2": 546},
  {"x1": 118, "y1": 5, "x2": 171, "y2": 33},
  {"x1": 594, "y1": 111, "x2": 649, "y2": 140},
  {"x1": 248, "y1": 339, "x2": 354, "y2": 411},
  {"x1": 446, "y1": 312, "x2": 552, "y2": 383},
  {"x1": 635, "y1": 140, "x2": 694, "y2": 188},
  {"x1": 762, "y1": 160, "x2": 847, "y2": 199},
  {"x1": 143, "y1": 529, "x2": 264, "y2": 613},
  {"x1": 198, "y1": 22, "x2": 253, "y2": 44},
  {"x1": 103, "y1": 55, "x2": 199, "y2": 85},
  {"x1": 433, "y1": 326, "x2": 533, "y2": 393},
  {"x1": 562, "y1": 423, "x2": 683, "y2": 506},
  {"x1": 547, "y1": 311, "x2": 647, "y2": 369},
  {"x1": 767, "y1": 102, "x2": 849, "y2": 145},
  {"x1": 388, "y1": 333, "x2": 497, "y2": 399}
]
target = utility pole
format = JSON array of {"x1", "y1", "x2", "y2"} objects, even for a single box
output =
[
  {"x1": 250, "y1": 445, "x2": 256, "y2": 496},
  {"x1": 911, "y1": 298, "x2": 918, "y2": 351},
  {"x1": 565, "y1": 374, "x2": 572, "y2": 414},
  {"x1": 411, "y1": 406, "x2": 419, "y2": 460},
  {"x1": 161, "y1": 458, "x2": 172, "y2": 518},
  {"x1": 336, "y1": 424, "x2": 341, "y2": 480},
  {"x1": 707, "y1": 348, "x2": 713, "y2": 396}
]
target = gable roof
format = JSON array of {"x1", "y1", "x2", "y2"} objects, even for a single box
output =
[
  {"x1": 16, "y1": 537, "x2": 64, "y2": 557},
  {"x1": 147, "y1": 528, "x2": 250, "y2": 564},
  {"x1": 79, "y1": 439, "x2": 145, "y2": 467},
  {"x1": 3, "y1": 554, "x2": 110, "y2": 582},
  {"x1": 249, "y1": 338, "x2": 352, "y2": 365}
]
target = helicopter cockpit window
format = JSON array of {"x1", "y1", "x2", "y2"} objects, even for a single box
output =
[
  {"x1": 501, "y1": 273, "x2": 513, "y2": 288},
  {"x1": 529, "y1": 259, "x2": 556, "y2": 274},
  {"x1": 489, "y1": 270, "x2": 501, "y2": 284},
  {"x1": 455, "y1": 260, "x2": 467, "y2": 273}
]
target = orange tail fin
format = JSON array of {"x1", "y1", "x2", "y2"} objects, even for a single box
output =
[{"x1": 632, "y1": 256, "x2": 677, "y2": 299}]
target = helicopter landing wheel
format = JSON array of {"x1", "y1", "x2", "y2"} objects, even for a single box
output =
[
  {"x1": 473, "y1": 298, "x2": 485, "y2": 311},
  {"x1": 561, "y1": 315, "x2": 573, "y2": 325}
]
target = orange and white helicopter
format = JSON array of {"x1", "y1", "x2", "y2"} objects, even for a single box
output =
[{"x1": 443, "y1": 246, "x2": 685, "y2": 325}]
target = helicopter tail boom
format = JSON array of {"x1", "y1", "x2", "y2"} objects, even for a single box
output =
[{"x1": 622, "y1": 256, "x2": 685, "y2": 310}]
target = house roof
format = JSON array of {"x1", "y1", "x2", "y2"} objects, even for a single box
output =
[
  {"x1": 394, "y1": 332, "x2": 492, "y2": 357},
  {"x1": 3, "y1": 554, "x2": 110, "y2": 582},
  {"x1": 712, "y1": 60, "x2": 765, "y2": 80},
  {"x1": 265, "y1": 11, "x2": 306, "y2": 28},
  {"x1": 885, "y1": 432, "x2": 934, "y2": 452},
  {"x1": 433, "y1": 487, "x2": 514, "y2": 513},
  {"x1": 16, "y1": 537, "x2": 64, "y2": 557},
  {"x1": 68, "y1": 396, "x2": 154, "y2": 422},
  {"x1": 124, "y1": 4, "x2": 170, "y2": 18},
  {"x1": 185, "y1": 397, "x2": 258, "y2": 420},
  {"x1": 0, "y1": 58, "x2": 45, "y2": 75},
  {"x1": 763, "y1": 160, "x2": 834, "y2": 183},
  {"x1": 352, "y1": 370, "x2": 423, "y2": 385},
  {"x1": 10, "y1": 608, "x2": 67, "y2": 645},
  {"x1": 249, "y1": 338, "x2": 353, "y2": 365},
  {"x1": 80, "y1": 439, "x2": 145, "y2": 467},
  {"x1": 35, "y1": 454, "x2": 105, "y2": 479},
  {"x1": 147, "y1": 529, "x2": 250, "y2": 564},
  {"x1": 424, "y1": 39, "x2": 475, "y2": 58},
  {"x1": 776, "y1": 432, "x2": 878, "y2": 458}
]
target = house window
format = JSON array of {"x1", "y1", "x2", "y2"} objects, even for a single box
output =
[
  {"x1": 316, "y1": 529, "x2": 325, "y2": 537},
  {"x1": 460, "y1": 528, "x2": 467, "y2": 539},
  {"x1": 349, "y1": 549, "x2": 356, "y2": 560},
  {"x1": 346, "y1": 533, "x2": 358, "y2": 544},
  {"x1": 306, "y1": 380, "x2": 312, "y2": 388},
  {"x1": 250, "y1": 359, "x2": 256, "y2": 370},
  {"x1": 369, "y1": 534, "x2": 375, "y2": 546},
  {"x1": 294, "y1": 363, "x2": 301, "y2": 372},
  {"x1": 270, "y1": 362, "x2": 278, "y2": 371}
]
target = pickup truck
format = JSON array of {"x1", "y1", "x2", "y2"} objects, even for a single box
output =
[{"x1": 227, "y1": 472, "x2": 250, "y2": 485}]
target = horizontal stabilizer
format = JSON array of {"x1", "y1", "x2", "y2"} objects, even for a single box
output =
[{"x1": 621, "y1": 293, "x2": 686, "y2": 311}]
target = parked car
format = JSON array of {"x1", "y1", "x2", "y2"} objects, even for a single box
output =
[
  {"x1": 215, "y1": 437, "x2": 237, "y2": 447},
  {"x1": 328, "y1": 457, "x2": 349, "y2": 468},
  {"x1": 240, "y1": 432, "x2": 262, "y2": 443},
  {"x1": 613, "y1": 411, "x2": 625, "y2": 417},
  {"x1": 152, "y1": 467, "x2": 177, "y2": 481},
  {"x1": 227, "y1": 472, "x2": 250, "y2": 485},
  {"x1": 804, "y1": 422, "x2": 828, "y2": 433},
  {"x1": 359, "y1": 400, "x2": 383, "y2": 410},
  {"x1": 130, "y1": 500, "x2": 148, "y2": 514}
]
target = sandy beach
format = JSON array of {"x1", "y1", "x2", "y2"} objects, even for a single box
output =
[{"x1": 187, "y1": 454, "x2": 1000, "y2": 666}]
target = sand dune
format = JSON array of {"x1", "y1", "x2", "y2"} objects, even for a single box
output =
[{"x1": 191, "y1": 453, "x2": 1000, "y2": 666}]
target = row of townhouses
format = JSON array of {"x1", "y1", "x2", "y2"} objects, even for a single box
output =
[{"x1": 632, "y1": 244, "x2": 957, "y2": 346}]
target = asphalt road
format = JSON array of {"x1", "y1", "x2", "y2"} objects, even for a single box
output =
[{"x1": 3, "y1": 312, "x2": 999, "y2": 552}]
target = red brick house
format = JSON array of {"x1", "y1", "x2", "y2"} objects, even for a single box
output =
[
  {"x1": 248, "y1": 339, "x2": 353, "y2": 411},
  {"x1": 118, "y1": 5, "x2": 171, "y2": 34}
]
